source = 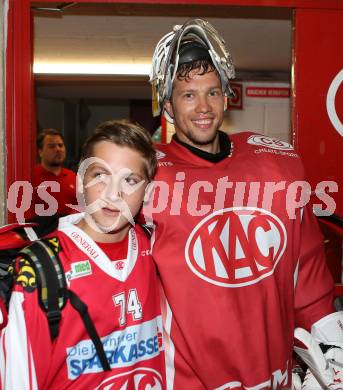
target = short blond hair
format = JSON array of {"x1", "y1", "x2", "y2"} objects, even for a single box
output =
[{"x1": 80, "y1": 120, "x2": 157, "y2": 181}]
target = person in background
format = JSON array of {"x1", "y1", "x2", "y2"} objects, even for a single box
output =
[
  {"x1": 28, "y1": 128, "x2": 77, "y2": 220},
  {"x1": 145, "y1": 18, "x2": 342, "y2": 389}
]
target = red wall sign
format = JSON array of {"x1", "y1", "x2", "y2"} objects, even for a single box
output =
[
  {"x1": 228, "y1": 83, "x2": 243, "y2": 110},
  {"x1": 246, "y1": 87, "x2": 290, "y2": 98}
]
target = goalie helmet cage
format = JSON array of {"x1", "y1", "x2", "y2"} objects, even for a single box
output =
[{"x1": 149, "y1": 18, "x2": 235, "y2": 119}]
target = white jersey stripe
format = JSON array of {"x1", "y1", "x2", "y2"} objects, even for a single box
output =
[
  {"x1": 0, "y1": 324, "x2": 6, "y2": 389},
  {"x1": 294, "y1": 258, "x2": 300, "y2": 289},
  {"x1": 161, "y1": 294, "x2": 175, "y2": 390},
  {"x1": 2, "y1": 292, "x2": 38, "y2": 389}
]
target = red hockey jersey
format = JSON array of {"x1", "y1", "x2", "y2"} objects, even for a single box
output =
[
  {"x1": 0, "y1": 213, "x2": 165, "y2": 390},
  {"x1": 143, "y1": 133, "x2": 335, "y2": 389}
]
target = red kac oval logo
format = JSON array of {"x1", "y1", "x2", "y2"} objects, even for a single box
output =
[
  {"x1": 95, "y1": 367, "x2": 163, "y2": 390},
  {"x1": 185, "y1": 207, "x2": 287, "y2": 287}
]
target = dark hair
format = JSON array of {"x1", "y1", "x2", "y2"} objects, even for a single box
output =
[
  {"x1": 81, "y1": 120, "x2": 157, "y2": 181},
  {"x1": 175, "y1": 40, "x2": 216, "y2": 82},
  {"x1": 37, "y1": 128, "x2": 64, "y2": 150},
  {"x1": 176, "y1": 59, "x2": 217, "y2": 82}
]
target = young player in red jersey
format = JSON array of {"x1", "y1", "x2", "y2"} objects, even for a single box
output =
[
  {"x1": 146, "y1": 19, "x2": 343, "y2": 389},
  {"x1": 0, "y1": 120, "x2": 165, "y2": 389}
]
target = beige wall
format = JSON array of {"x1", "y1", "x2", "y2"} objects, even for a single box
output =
[{"x1": 0, "y1": 0, "x2": 6, "y2": 225}]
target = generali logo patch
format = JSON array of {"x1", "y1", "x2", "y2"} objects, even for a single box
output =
[
  {"x1": 247, "y1": 135, "x2": 294, "y2": 151},
  {"x1": 185, "y1": 207, "x2": 287, "y2": 287},
  {"x1": 95, "y1": 367, "x2": 163, "y2": 389}
]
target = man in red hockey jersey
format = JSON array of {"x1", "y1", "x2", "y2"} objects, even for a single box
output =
[
  {"x1": 28, "y1": 128, "x2": 77, "y2": 219},
  {"x1": 145, "y1": 19, "x2": 343, "y2": 389}
]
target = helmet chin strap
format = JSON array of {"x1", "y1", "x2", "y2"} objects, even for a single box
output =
[
  {"x1": 224, "y1": 96, "x2": 228, "y2": 111},
  {"x1": 163, "y1": 110, "x2": 174, "y2": 124}
]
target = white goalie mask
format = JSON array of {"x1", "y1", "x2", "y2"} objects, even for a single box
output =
[{"x1": 149, "y1": 18, "x2": 235, "y2": 120}]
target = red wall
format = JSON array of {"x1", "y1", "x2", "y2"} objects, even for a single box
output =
[
  {"x1": 293, "y1": 9, "x2": 343, "y2": 218},
  {"x1": 6, "y1": 0, "x2": 34, "y2": 222}
]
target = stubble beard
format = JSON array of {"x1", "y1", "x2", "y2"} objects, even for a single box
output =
[
  {"x1": 177, "y1": 124, "x2": 219, "y2": 148},
  {"x1": 173, "y1": 115, "x2": 221, "y2": 149},
  {"x1": 48, "y1": 155, "x2": 65, "y2": 167},
  {"x1": 48, "y1": 160, "x2": 64, "y2": 168}
]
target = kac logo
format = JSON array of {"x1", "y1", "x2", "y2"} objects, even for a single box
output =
[
  {"x1": 185, "y1": 207, "x2": 287, "y2": 287},
  {"x1": 247, "y1": 135, "x2": 294, "y2": 151},
  {"x1": 326, "y1": 68, "x2": 343, "y2": 137},
  {"x1": 115, "y1": 260, "x2": 125, "y2": 270},
  {"x1": 95, "y1": 367, "x2": 163, "y2": 389}
]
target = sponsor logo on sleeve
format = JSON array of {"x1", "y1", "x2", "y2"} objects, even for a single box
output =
[
  {"x1": 156, "y1": 149, "x2": 173, "y2": 167},
  {"x1": 185, "y1": 207, "x2": 287, "y2": 287},
  {"x1": 155, "y1": 150, "x2": 166, "y2": 160}
]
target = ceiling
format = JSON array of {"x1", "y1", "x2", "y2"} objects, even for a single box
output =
[{"x1": 33, "y1": 2, "x2": 293, "y2": 100}]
